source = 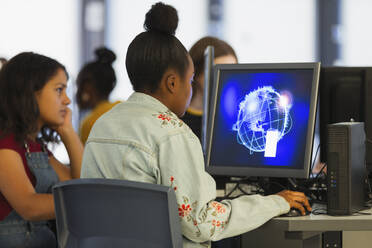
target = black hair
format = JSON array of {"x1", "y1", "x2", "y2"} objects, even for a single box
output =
[
  {"x1": 0, "y1": 52, "x2": 67, "y2": 144},
  {"x1": 189, "y1": 36, "x2": 237, "y2": 98},
  {"x1": 125, "y1": 2, "x2": 189, "y2": 93},
  {"x1": 76, "y1": 47, "x2": 117, "y2": 109}
]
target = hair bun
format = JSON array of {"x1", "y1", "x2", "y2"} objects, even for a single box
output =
[
  {"x1": 95, "y1": 47, "x2": 116, "y2": 65},
  {"x1": 144, "y1": 2, "x2": 178, "y2": 35}
]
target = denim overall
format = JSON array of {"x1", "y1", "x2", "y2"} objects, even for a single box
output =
[{"x1": 0, "y1": 142, "x2": 59, "y2": 248}]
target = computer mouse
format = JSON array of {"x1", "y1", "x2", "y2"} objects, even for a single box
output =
[
  {"x1": 286, "y1": 208, "x2": 302, "y2": 217},
  {"x1": 282, "y1": 208, "x2": 311, "y2": 217}
]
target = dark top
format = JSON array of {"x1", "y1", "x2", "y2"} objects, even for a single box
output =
[
  {"x1": 181, "y1": 108, "x2": 202, "y2": 141},
  {"x1": 0, "y1": 133, "x2": 51, "y2": 220}
]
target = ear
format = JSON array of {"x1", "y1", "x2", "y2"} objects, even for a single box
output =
[
  {"x1": 164, "y1": 71, "x2": 178, "y2": 94},
  {"x1": 34, "y1": 89, "x2": 42, "y2": 104}
]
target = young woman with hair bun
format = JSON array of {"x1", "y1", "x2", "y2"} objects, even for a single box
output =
[
  {"x1": 76, "y1": 47, "x2": 120, "y2": 144},
  {"x1": 81, "y1": 3, "x2": 310, "y2": 248}
]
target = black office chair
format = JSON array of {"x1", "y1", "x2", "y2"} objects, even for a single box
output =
[{"x1": 52, "y1": 178, "x2": 183, "y2": 248}]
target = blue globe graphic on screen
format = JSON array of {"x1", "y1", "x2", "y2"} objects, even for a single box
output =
[{"x1": 232, "y1": 86, "x2": 292, "y2": 154}]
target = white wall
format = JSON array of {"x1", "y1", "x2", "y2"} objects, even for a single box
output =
[
  {"x1": 341, "y1": 0, "x2": 372, "y2": 66},
  {"x1": 0, "y1": 0, "x2": 80, "y2": 76},
  {"x1": 106, "y1": 0, "x2": 208, "y2": 101},
  {"x1": 224, "y1": 0, "x2": 317, "y2": 63},
  {"x1": 106, "y1": 0, "x2": 318, "y2": 101},
  {"x1": 0, "y1": 0, "x2": 80, "y2": 163}
]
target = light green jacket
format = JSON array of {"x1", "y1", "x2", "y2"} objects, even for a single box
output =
[{"x1": 81, "y1": 92, "x2": 290, "y2": 248}]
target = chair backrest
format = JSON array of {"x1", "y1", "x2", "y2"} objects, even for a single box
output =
[{"x1": 52, "y1": 178, "x2": 183, "y2": 248}]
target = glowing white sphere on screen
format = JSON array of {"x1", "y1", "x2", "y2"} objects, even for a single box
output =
[{"x1": 232, "y1": 86, "x2": 292, "y2": 154}]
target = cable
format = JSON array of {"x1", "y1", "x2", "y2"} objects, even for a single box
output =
[
  {"x1": 311, "y1": 209, "x2": 327, "y2": 215},
  {"x1": 310, "y1": 202, "x2": 327, "y2": 215},
  {"x1": 367, "y1": 138, "x2": 372, "y2": 144},
  {"x1": 315, "y1": 163, "x2": 327, "y2": 179},
  {"x1": 224, "y1": 183, "x2": 239, "y2": 198},
  {"x1": 288, "y1": 178, "x2": 300, "y2": 191},
  {"x1": 224, "y1": 178, "x2": 265, "y2": 198},
  {"x1": 311, "y1": 163, "x2": 328, "y2": 203},
  {"x1": 254, "y1": 177, "x2": 289, "y2": 195},
  {"x1": 310, "y1": 144, "x2": 321, "y2": 173},
  {"x1": 237, "y1": 184, "x2": 251, "y2": 195},
  {"x1": 265, "y1": 181, "x2": 287, "y2": 191}
]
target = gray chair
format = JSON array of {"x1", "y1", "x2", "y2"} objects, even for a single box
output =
[{"x1": 52, "y1": 178, "x2": 182, "y2": 248}]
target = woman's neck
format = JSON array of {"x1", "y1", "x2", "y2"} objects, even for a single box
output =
[{"x1": 189, "y1": 89, "x2": 203, "y2": 111}]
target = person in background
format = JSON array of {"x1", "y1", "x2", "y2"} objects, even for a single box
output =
[
  {"x1": 81, "y1": 2, "x2": 311, "y2": 248},
  {"x1": 181, "y1": 37, "x2": 237, "y2": 140},
  {"x1": 0, "y1": 57, "x2": 7, "y2": 70},
  {"x1": 0, "y1": 52, "x2": 83, "y2": 247},
  {"x1": 76, "y1": 47, "x2": 120, "y2": 144}
]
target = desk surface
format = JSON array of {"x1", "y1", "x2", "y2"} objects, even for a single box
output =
[
  {"x1": 269, "y1": 207, "x2": 372, "y2": 232},
  {"x1": 242, "y1": 206, "x2": 372, "y2": 248}
]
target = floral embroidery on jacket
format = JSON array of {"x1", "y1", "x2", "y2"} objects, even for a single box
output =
[
  {"x1": 211, "y1": 201, "x2": 226, "y2": 214},
  {"x1": 170, "y1": 176, "x2": 177, "y2": 191},
  {"x1": 209, "y1": 220, "x2": 226, "y2": 236},
  {"x1": 179, "y1": 204, "x2": 192, "y2": 217},
  {"x1": 153, "y1": 110, "x2": 184, "y2": 127},
  {"x1": 169, "y1": 176, "x2": 227, "y2": 238}
]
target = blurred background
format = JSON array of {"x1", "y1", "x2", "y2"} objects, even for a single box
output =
[{"x1": 1, "y1": 0, "x2": 371, "y2": 161}]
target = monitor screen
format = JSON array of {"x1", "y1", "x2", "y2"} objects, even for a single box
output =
[
  {"x1": 319, "y1": 67, "x2": 372, "y2": 172},
  {"x1": 206, "y1": 63, "x2": 320, "y2": 179}
]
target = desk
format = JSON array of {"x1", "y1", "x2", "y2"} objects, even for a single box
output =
[{"x1": 241, "y1": 207, "x2": 372, "y2": 248}]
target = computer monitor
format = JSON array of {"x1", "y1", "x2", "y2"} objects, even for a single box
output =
[
  {"x1": 206, "y1": 62, "x2": 320, "y2": 179},
  {"x1": 319, "y1": 67, "x2": 372, "y2": 172},
  {"x1": 201, "y1": 46, "x2": 214, "y2": 156}
]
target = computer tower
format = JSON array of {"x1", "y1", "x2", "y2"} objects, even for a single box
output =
[{"x1": 327, "y1": 122, "x2": 366, "y2": 215}]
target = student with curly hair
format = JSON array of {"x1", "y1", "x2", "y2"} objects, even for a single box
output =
[{"x1": 0, "y1": 52, "x2": 83, "y2": 247}]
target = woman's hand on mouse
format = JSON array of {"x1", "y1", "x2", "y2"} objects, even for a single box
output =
[{"x1": 276, "y1": 190, "x2": 312, "y2": 215}]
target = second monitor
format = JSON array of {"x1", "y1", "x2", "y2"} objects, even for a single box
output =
[{"x1": 205, "y1": 62, "x2": 320, "y2": 179}]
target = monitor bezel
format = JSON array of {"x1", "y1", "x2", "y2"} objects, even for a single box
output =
[
  {"x1": 201, "y1": 46, "x2": 215, "y2": 157},
  {"x1": 205, "y1": 62, "x2": 321, "y2": 179}
]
